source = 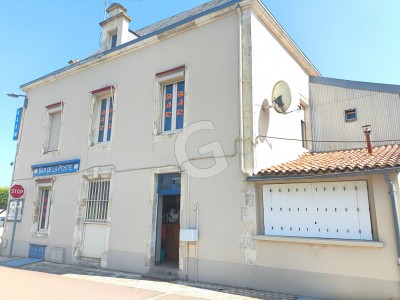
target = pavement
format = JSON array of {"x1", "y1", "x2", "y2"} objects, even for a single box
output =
[{"x1": 0, "y1": 256, "x2": 303, "y2": 300}]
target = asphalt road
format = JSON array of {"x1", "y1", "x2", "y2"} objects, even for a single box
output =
[{"x1": 0, "y1": 266, "x2": 164, "y2": 299}]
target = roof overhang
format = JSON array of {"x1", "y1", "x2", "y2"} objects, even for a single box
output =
[
  {"x1": 21, "y1": 0, "x2": 320, "y2": 91},
  {"x1": 247, "y1": 166, "x2": 400, "y2": 182}
]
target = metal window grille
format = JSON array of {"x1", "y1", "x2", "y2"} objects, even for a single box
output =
[{"x1": 84, "y1": 179, "x2": 110, "y2": 223}]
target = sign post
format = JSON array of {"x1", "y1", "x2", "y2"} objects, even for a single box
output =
[{"x1": 8, "y1": 184, "x2": 25, "y2": 258}]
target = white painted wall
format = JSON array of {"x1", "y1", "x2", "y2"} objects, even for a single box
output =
[{"x1": 250, "y1": 12, "x2": 310, "y2": 172}]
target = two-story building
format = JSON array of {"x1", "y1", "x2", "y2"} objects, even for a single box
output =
[{"x1": 3, "y1": 0, "x2": 400, "y2": 299}]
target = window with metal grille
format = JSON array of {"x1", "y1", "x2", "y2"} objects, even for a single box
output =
[{"x1": 84, "y1": 179, "x2": 110, "y2": 223}]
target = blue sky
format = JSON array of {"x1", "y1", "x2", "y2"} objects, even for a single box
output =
[{"x1": 1, "y1": 0, "x2": 399, "y2": 187}]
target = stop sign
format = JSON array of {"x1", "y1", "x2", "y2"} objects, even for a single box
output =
[{"x1": 10, "y1": 184, "x2": 24, "y2": 199}]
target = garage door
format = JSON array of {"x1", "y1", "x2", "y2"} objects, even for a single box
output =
[{"x1": 263, "y1": 180, "x2": 372, "y2": 240}]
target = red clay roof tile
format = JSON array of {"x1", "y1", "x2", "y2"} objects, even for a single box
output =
[{"x1": 258, "y1": 145, "x2": 400, "y2": 176}]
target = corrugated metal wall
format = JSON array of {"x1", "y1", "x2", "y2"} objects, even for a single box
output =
[{"x1": 310, "y1": 82, "x2": 400, "y2": 152}]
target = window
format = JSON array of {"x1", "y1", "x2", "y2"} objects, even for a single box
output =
[
  {"x1": 90, "y1": 87, "x2": 115, "y2": 146},
  {"x1": 162, "y1": 81, "x2": 185, "y2": 132},
  {"x1": 301, "y1": 120, "x2": 306, "y2": 148},
  {"x1": 44, "y1": 102, "x2": 63, "y2": 154},
  {"x1": 345, "y1": 109, "x2": 357, "y2": 122},
  {"x1": 47, "y1": 111, "x2": 61, "y2": 152},
  {"x1": 84, "y1": 179, "x2": 110, "y2": 223},
  {"x1": 155, "y1": 66, "x2": 186, "y2": 136},
  {"x1": 111, "y1": 34, "x2": 117, "y2": 48},
  {"x1": 262, "y1": 181, "x2": 372, "y2": 240},
  {"x1": 38, "y1": 188, "x2": 51, "y2": 232}
]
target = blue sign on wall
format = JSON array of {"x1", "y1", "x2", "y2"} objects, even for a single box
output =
[
  {"x1": 32, "y1": 159, "x2": 80, "y2": 177},
  {"x1": 13, "y1": 107, "x2": 23, "y2": 140}
]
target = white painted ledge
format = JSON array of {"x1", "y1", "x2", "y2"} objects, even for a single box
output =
[{"x1": 254, "y1": 235, "x2": 384, "y2": 248}]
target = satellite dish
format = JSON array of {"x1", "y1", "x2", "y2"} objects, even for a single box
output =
[{"x1": 271, "y1": 81, "x2": 291, "y2": 113}]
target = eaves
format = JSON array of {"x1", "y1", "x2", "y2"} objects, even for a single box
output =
[
  {"x1": 247, "y1": 166, "x2": 400, "y2": 182},
  {"x1": 21, "y1": 0, "x2": 243, "y2": 91}
]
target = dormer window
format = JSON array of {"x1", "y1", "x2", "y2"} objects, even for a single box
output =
[
  {"x1": 99, "y1": 3, "x2": 133, "y2": 52},
  {"x1": 111, "y1": 34, "x2": 117, "y2": 49}
]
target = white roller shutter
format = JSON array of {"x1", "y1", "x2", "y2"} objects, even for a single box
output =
[{"x1": 263, "y1": 181, "x2": 372, "y2": 240}]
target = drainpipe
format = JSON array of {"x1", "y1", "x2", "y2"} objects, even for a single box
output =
[
  {"x1": 237, "y1": 4, "x2": 252, "y2": 177},
  {"x1": 383, "y1": 172, "x2": 400, "y2": 265}
]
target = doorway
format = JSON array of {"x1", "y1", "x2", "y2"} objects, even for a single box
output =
[{"x1": 156, "y1": 174, "x2": 181, "y2": 266}]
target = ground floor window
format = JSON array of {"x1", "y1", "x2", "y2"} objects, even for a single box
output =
[
  {"x1": 263, "y1": 180, "x2": 372, "y2": 240},
  {"x1": 38, "y1": 188, "x2": 51, "y2": 232},
  {"x1": 84, "y1": 179, "x2": 110, "y2": 223}
]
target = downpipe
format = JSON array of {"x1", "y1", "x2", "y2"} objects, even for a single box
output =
[
  {"x1": 384, "y1": 172, "x2": 400, "y2": 265},
  {"x1": 237, "y1": 4, "x2": 252, "y2": 177}
]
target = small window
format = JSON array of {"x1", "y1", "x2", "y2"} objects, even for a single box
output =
[
  {"x1": 44, "y1": 102, "x2": 63, "y2": 154},
  {"x1": 345, "y1": 109, "x2": 357, "y2": 122},
  {"x1": 85, "y1": 179, "x2": 110, "y2": 223},
  {"x1": 38, "y1": 188, "x2": 51, "y2": 232},
  {"x1": 90, "y1": 87, "x2": 115, "y2": 146},
  {"x1": 111, "y1": 34, "x2": 117, "y2": 48},
  {"x1": 301, "y1": 120, "x2": 306, "y2": 148},
  {"x1": 47, "y1": 111, "x2": 62, "y2": 152}
]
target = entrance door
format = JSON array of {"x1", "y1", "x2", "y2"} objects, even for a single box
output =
[
  {"x1": 162, "y1": 195, "x2": 180, "y2": 262},
  {"x1": 156, "y1": 174, "x2": 181, "y2": 265}
]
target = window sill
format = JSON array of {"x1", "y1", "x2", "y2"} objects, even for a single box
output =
[
  {"x1": 152, "y1": 130, "x2": 181, "y2": 142},
  {"x1": 34, "y1": 232, "x2": 48, "y2": 238},
  {"x1": 89, "y1": 142, "x2": 112, "y2": 151},
  {"x1": 254, "y1": 235, "x2": 384, "y2": 248},
  {"x1": 41, "y1": 150, "x2": 59, "y2": 158}
]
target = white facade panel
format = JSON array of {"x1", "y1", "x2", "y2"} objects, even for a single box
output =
[
  {"x1": 250, "y1": 12, "x2": 310, "y2": 172},
  {"x1": 310, "y1": 82, "x2": 400, "y2": 152},
  {"x1": 263, "y1": 181, "x2": 372, "y2": 240}
]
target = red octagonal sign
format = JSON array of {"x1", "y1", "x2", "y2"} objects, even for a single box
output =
[{"x1": 10, "y1": 184, "x2": 24, "y2": 199}]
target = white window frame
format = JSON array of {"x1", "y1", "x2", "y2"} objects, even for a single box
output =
[
  {"x1": 345, "y1": 108, "x2": 357, "y2": 122},
  {"x1": 153, "y1": 66, "x2": 186, "y2": 139},
  {"x1": 42, "y1": 102, "x2": 64, "y2": 155},
  {"x1": 89, "y1": 87, "x2": 116, "y2": 149},
  {"x1": 84, "y1": 179, "x2": 111, "y2": 224},
  {"x1": 161, "y1": 81, "x2": 185, "y2": 133},
  {"x1": 34, "y1": 180, "x2": 54, "y2": 235}
]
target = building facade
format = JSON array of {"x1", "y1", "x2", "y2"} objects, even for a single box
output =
[{"x1": 3, "y1": 0, "x2": 400, "y2": 299}]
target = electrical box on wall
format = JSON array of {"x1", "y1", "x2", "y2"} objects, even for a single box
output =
[{"x1": 180, "y1": 229, "x2": 198, "y2": 242}]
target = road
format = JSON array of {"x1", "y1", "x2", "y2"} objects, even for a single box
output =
[
  {"x1": 0, "y1": 265, "x2": 294, "y2": 300},
  {"x1": 0, "y1": 266, "x2": 164, "y2": 299}
]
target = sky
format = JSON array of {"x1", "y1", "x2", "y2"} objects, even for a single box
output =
[{"x1": 0, "y1": 0, "x2": 399, "y2": 187}]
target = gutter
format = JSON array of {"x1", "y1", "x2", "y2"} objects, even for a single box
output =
[
  {"x1": 384, "y1": 173, "x2": 400, "y2": 265},
  {"x1": 247, "y1": 167, "x2": 400, "y2": 181}
]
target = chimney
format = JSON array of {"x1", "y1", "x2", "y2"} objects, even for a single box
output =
[
  {"x1": 362, "y1": 125, "x2": 373, "y2": 155},
  {"x1": 99, "y1": 3, "x2": 133, "y2": 52}
]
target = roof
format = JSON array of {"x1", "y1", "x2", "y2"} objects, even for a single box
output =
[
  {"x1": 135, "y1": 0, "x2": 233, "y2": 36},
  {"x1": 310, "y1": 76, "x2": 400, "y2": 94},
  {"x1": 258, "y1": 144, "x2": 400, "y2": 177},
  {"x1": 21, "y1": 0, "x2": 319, "y2": 90}
]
